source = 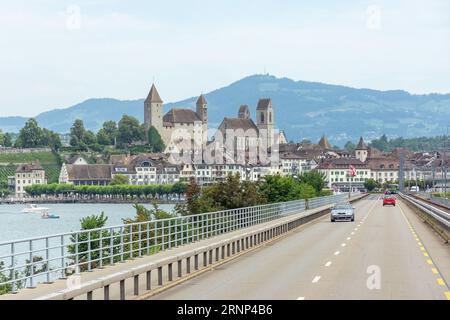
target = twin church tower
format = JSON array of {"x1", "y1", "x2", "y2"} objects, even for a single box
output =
[{"x1": 144, "y1": 83, "x2": 275, "y2": 151}]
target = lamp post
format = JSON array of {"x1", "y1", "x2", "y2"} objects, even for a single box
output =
[{"x1": 444, "y1": 125, "x2": 449, "y2": 198}]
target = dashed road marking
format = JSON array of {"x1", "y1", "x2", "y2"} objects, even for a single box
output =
[
  {"x1": 334, "y1": 251, "x2": 340, "y2": 256},
  {"x1": 297, "y1": 296, "x2": 305, "y2": 300},
  {"x1": 312, "y1": 276, "x2": 321, "y2": 283},
  {"x1": 347, "y1": 237, "x2": 351, "y2": 240},
  {"x1": 325, "y1": 261, "x2": 332, "y2": 267},
  {"x1": 341, "y1": 243, "x2": 346, "y2": 247},
  {"x1": 398, "y1": 202, "x2": 450, "y2": 300}
]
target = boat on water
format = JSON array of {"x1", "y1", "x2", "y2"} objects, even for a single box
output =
[
  {"x1": 41, "y1": 211, "x2": 60, "y2": 219},
  {"x1": 21, "y1": 204, "x2": 50, "y2": 213}
]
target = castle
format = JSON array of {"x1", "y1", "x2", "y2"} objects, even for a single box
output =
[
  {"x1": 144, "y1": 84, "x2": 208, "y2": 148},
  {"x1": 144, "y1": 84, "x2": 283, "y2": 159}
]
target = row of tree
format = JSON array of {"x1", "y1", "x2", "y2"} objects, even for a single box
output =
[
  {"x1": 24, "y1": 182, "x2": 187, "y2": 198},
  {"x1": 176, "y1": 171, "x2": 329, "y2": 216},
  {"x1": 69, "y1": 116, "x2": 165, "y2": 152},
  {"x1": 344, "y1": 134, "x2": 449, "y2": 153},
  {"x1": 0, "y1": 119, "x2": 62, "y2": 150}
]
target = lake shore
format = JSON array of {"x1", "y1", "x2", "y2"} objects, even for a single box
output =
[{"x1": 0, "y1": 198, "x2": 185, "y2": 205}]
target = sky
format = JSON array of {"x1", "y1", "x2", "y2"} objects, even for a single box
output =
[{"x1": 0, "y1": 0, "x2": 449, "y2": 117}]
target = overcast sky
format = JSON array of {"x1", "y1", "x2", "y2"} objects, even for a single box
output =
[{"x1": 1, "y1": 0, "x2": 449, "y2": 117}]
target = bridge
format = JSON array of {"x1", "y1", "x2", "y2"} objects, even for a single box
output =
[{"x1": 1, "y1": 193, "x2": 449, "y2": 300}]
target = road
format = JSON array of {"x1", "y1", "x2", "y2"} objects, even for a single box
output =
[{"x1": 150, "y1": 195, "x2": 450, "y2": 300}]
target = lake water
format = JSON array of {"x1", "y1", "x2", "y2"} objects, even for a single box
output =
[{"x1": 0, "y1": 203, "x2": 176, "y2": 243}]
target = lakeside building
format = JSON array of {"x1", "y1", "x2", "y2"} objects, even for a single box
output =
[{"x1": 14, "y1": 161, "x2": 47, "y2": 198}]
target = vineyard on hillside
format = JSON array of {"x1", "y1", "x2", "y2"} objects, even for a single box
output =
[
  {"x1": 0, "y1": 165, "x2": 61, "y2": 184},
  {"x1": 0, "y1": 151, "x2": 60, "y2": 165}
]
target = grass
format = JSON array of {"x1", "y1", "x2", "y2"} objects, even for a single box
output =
[{"x1": 0, "y1": 151, "x2": 60, "y2": 165}]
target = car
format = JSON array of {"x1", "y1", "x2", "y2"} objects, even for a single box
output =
[
  {"x1": 330, "y1": 203, "x2": 355, "y2": 222},
  {"x1": 383, "y1": 195, "x2": 396, "y2": 206}
]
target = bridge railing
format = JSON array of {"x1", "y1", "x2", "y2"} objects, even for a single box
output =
[
  {"x1": 398, "y1": 193, "x2": 450, "y2": 229},
  {"x1": 0, "y1": 194, "x2": 346, "y2": 294}
]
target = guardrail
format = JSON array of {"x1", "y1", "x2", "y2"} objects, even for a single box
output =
[
  {"x1": 0, "y1": 194, "x2": 346, "y2": 294},
  {"x1": 398, "y1": 193, "x2": 450, "y2": 230},
  {"x1": 31, "y1": 193, "x2": 366, "y2": 300}
]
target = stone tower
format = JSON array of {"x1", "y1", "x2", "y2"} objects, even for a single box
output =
[
  {"x1": 196, "y1": 94, "x2": 208, "y2": 146},
  {"x1": 355, "y1": 136, "x2": 368, "y2": 162},
  {"x1": 144, "y1": 83, "x2": 163, "y2": 135},
  {"x1": 256, "y1": 98, "x2": 274, "y2": 150}
]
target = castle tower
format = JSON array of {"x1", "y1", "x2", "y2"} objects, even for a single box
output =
[
  {"x1": 256, "y1": 98, "x2": 274, "y2": 150},
  {"x1": 144, "y1": 83, "x2": 163, "y2": 136},
  {"x1": 196, "y1": 94, "x2": 208, "y2": 146},
  {"x1": 355, "y1": 136, "x2": 368, "y2": 162}
]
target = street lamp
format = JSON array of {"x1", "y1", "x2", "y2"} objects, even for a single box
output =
[{"x1": 444, "y1": 125, "x2": 450, "y2": 198}]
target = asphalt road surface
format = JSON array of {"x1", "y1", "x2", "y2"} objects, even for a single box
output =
[{"x1": 150, "y1": 195, "x2": 450, "y2": 300}]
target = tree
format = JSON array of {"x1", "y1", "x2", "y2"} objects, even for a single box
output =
[
  {"x1": 110, "y1": 174, "x2": 129, "y2": 185},
  {"x1": 364, "y1": 179, "x2": 380, "y2": 192},
  {"x1": 68, "y1": 213, "x2": 110, "y2": 271},
  {"x1": 97, "y1": 120, "x2": 117, "y2": 146},
  {"x1": 83, "y1": 130, "x2": 97, "y2": 146},
  {"x1": 370, "y1": 134, "x2": 389, "y2": 151},
  {"x1": 15, "y1": 118, "x2": 43, "y2": 148},
  {"x1": 297, "y1": 171, "x2": 326, "y2": 194},
  {"x1": 41, "y1": 128, "x2": 62, "y2": 151},
  {"x1": 344, "y1": 141, "x2": 356, "y2": 152},
  {"x1": 3, "y1": 133, "x2": 12, "y2": 147},
  {"x1": 259, "y1": 175, "x2": 311, "y2": 203},
  {"x1": 117, "y1": 115, "x2": 144, "y2": 146},
  {"x1": 148, "y1": 126, "x2": 165, "y2": 152},
  {"x1": 0, "y1": 130, "x2": 4, "y2": 146},
  {"x1": 70, "y1": 119, "x2": 86, "y2": 147}
]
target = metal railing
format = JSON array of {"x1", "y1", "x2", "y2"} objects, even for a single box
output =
[
  {"x1": 399, "y1": 193, "x2": 450, "y2": 229},
  {"x1": 0, "y1": 194, "x2": 345, "y2": 293}
]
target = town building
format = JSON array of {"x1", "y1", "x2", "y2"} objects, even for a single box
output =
[
  {"x1": 15, "y1": 161, "x2": 47, "y2": 198},
  {"x1": 59, "y1": 163, "x2": 112, "y2": 185}
]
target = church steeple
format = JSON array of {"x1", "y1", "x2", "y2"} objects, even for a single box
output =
[{"x1": 355, "y1": 136, "x2": 368, "y2": 162}]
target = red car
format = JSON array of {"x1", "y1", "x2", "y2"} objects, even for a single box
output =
[{"x1": 383, "y1": 195, "x2": 396, "y2": 206}]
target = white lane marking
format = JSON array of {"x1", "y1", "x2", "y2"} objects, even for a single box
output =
[
  {"x1": 354, "y1": 228, "x2": 358, "y2": 231},
  {"x1": 351, "y1": 232, "x2": 355, "y2": 235},
  {"x1": 312, "y1": 276, "x2": 321, "y2": 283},
  {"x1": 297, "y1": 296, "x2": 305, "y2": 300},
  {"x1": 325, "y1": 261, "x2": 332, "y2": 267},
  {"x1": 347, "y1": 237, "x2": 351, "y2": 240},
  {"x1": 341, "y1": 243, "x2": 346, "y2": 247},
  {"x1": 334, "y1": 251, "x2": 340, "y2": 255}
]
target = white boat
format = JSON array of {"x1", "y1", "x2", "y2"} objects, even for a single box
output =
[{"x1": 21, "y1": 204, "x2": 50, "y2": 213}]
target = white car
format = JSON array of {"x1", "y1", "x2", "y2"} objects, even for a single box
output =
[{"x1": 330, "y1": 203, "x2": 355, "y2": 222}]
